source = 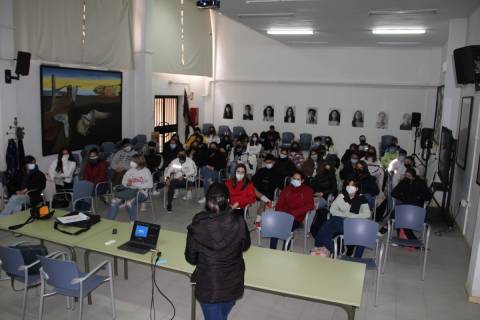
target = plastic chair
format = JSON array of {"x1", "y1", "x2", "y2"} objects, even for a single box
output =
[
  {"x1": 333, "y1": 218, "x2": 383, "y2": 306},
  {"x1": 281, "y1": 132, "x2": 294, "y2": 148},
  {"x1": 101, "y1": 141, "x2": 116, "y2": 154},
  {"x1": 299, "y1": 133, "x2": 312, "y2": 150},
  {"x1": 131, "y1": 134, "x2": 147, "y2": 146},
  {"x1": 258, "y1": 211, "x2": 295, "y2": 251},
  {"x1": 384, "y1": 205, "x2": 430, "y2": 280},
  {"x1": 38, "y1": 253, "x2": 115, "y2": 320},
  {"x1": 218, "y1": 125, "x2": 231, "y2": 137},
  {"x1": 302, "y1": 210, "x2": 316, "y2": 252},
  {"x1": 0, "y1": 244, "x2": 58, "y2": 320},
  {"x1": 136, "y1": 189, "x2": 155, "y2": 219},
  {"x1": 52, "y1": 180, "x2": 95, "y2": 213},
  {"x1": 232, "y1": 126, "x2": 246, "y2": 139},
  {"x1": 202, "y1": 123, "x2": 213, "y2": 135}
]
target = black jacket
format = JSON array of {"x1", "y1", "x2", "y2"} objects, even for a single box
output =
[
  {"x1": 339, "y1": 162, "x2": 355, "y2": 181},
  {"x1": 310, "y1": 172, "x2": 337, "y2": 199},
  {"x1": 21, "y1": 169, "x2": 47, "y2": 206},
  {"x1": 192, "y1": 144, "x2": 209, "y2": 168},
  {"x1": 162, "y1": 142, "x2": 182, "y2": 169},
  {"x1": 391, "y1": 178, "x2": 432, "y2": 207},
  {"x1": 356, "y1": 172, "x2": 380, "y2": 197},
  {"x1": 185, "y1": 209, "x2": 251, "y2": 303},
  {"x1": 273, "y1": 158, "x2": 296, "y2": 187},
  {"x1": 206, "y1": 150, "x2": 227, "y2": 171},
  {"x1": 252, "y1": 167, "x2": 281, "y2": 200}
]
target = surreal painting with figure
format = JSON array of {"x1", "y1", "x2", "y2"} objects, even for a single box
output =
[{"x1": 40, "y1": 65, "x2": 122, "y2": 156}]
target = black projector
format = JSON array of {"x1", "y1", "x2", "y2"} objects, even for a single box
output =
[{"x1": 196, "y1": 0, "x2": 220, "y2": 9}]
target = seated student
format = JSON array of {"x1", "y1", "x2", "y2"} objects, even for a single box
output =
[
  {"x1": 388, "y1": 149, "x2": 408, "y2": 188},
  {"x1": 229, "y1": 140, "x2": 257, "y2": 177},
  {"x1": 310, "y1": 162, "x2": 337, "y2": 209},
  {"x1": 260, "y1": 125, "x2": 280, "y2": 152},
  {"x1": 225, "y1": 163, "x2": 256, "y2": 216},
  {"x1": 191, "y1": 139, "x2": 209, "y2": 169},
  {"x1": 246, "y1": 133, "x2": 262, "y2": 157},
  {"x1": 228, "y1": 140, "x2": 246, "y2": 176},
  {"x1": 314, "y1": 179, "x2": 371, "y2": 257},
  {"x1": 162, "y1": 135, "x2": 183, "y2": 170},
  {"x1": 271, "y1": 170, "x2": 314, "y2": 249},
  {"x1": 198, "y1": 142, "x2": 227, "y2": 204},
  {"x1": 339, "y1": 150, "x2": 359, "y2": 181},
  {"x1": 1, "y1": 156, "x2": 46, "y2": 216},
  {"x1": 219, "y1": 131, "x2": 234, "y2": 154},
  {"x1": 49, "y1": 147, "x2": 77, "y2": 192},
  {"x1": 164, "y1": 150, "x2": 197, "y2": 212},
  {"x1": 357, "y1": 135, "x2": 371, "y2": 158},
  {"x1": 185, "y1": 183, "x2": 250, "y2": 320},
  {"x1": 110, "y1": 139, "x2": 137, "y2": 186},
  {"x1": 381, "y1": 143, "x2": 400, "y2": 168},
  {"x1": 362, "y1": 147, "x2": 384, "y2": 191},
  {"x1": 144, "y1": 141, "x2": 164, "y2": 195},
  {"x1": 341, "y1": 143, "x2": 359, "y2": 165},
  {"x1": 252, "y1": 154, "x2": 281, "y2": 227},
  {"x1": 300, "y1": 149, "x2": 322, "y2": 178},
  {"x1": 82, "y1": 148, "x2": 108, "y2": 193},
  {"x1": 274, "y1": 147, "x2": 296, "y2": 187},
  {"x1": 354, "y1": 160, "x2": 380, "y2": 210},
  {"x1": 106, "y1": 154, "x2": 153, "y2": 222},
  {"x1": 206, "y1": 126, "x2": 220, "y2": 145},
  {"x1": 288, "y1": 142, "x2": 305, "y2": 169},
  {"x1": 186, "y1": 126, "x2": 207, "y2": 149}
]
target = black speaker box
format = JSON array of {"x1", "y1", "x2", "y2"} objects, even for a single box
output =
[
  {"x1": 411, "y1": 112, "x2": 421, "y2": 127},
  {"x1": 421, "y1": 128, "x2": 434, "y2": 149},
  {"x1": 15, "y1": 51, "x2": 31, "y2": 76},
  {"x1": 453, "y1": 45, "x2": 480, "y2": 85}
]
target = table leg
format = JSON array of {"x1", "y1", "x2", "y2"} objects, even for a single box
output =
[
  {"x1": 343, "y1": 305, "x2": 356, "y2": 320},
  {"x1": 191, "y1": 283, "x2": 196, "y2": 320},
  {"x1": 124, "y1": 258, "x2": 128, "y2": 280},
  {"x1": 84, "y1": 250, "x2": 93, "y2": 305},
  {"x1": 68, "y1": 247, "x2": 76, "y2": 262},
  {"x1": 113, "y1": 257, "x2": 118, "y2": 276}
]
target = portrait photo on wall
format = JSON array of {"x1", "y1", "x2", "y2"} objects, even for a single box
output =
[
  {"x1": 284, "y1": 106, "x2": 296, "y2": 123},
  {"x1": 456, "y1": 96, "x2": 474, "y2": 169},
  {"x1": 328, "y1": 108, "x2": 341, "y2": 126},
  {"x1": 306, "y1": 107, "x2": 318, "y2": 124},
  {"x1": 223, "y1": 103, "x2": 233, "y2": 119},
  {"x1": 434, "y1": 86, "x2": 444, "y2": 144},
  {"x1": 263, "y1": 105, "x2": 275, "y2": 122},
  {"x1": 40, "y1": 65, "x2": 122, "y2": 156},
  {"x1": 400, "y1": 113, "x2": 412, "y2": 130},
  {"x1": 243, "y1": 104, "x2": 254, "y2": 120},
  {"x1": 376, "y1": 111, "x2": 388, "y2": 129},
  {"x1": 352, "y1": 110, "x2": 364, "y2": 128}
]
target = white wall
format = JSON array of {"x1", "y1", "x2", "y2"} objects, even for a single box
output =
[{"x1": 211, "y1": 14, "x2": 441, "y2": 153}]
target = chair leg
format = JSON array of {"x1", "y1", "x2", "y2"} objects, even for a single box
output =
[
  {"x1": 422, "y1": 228, "x2": 430, "y2": 281},
  {"x1": 39, "y1": 281, "x2": 45, "y2": 320},
  {"x1": 109, "y1": 279, "x2": 116, "y2": 319},
  {"x1": 22, "y1": 281, "x2": 28, "y2": 320},
  {"x1": 79, "y1": 295, "x2": 84, "y2": 320},
  {"x1": 150, "y1": 194, "x2": 155, "y2": 220}
]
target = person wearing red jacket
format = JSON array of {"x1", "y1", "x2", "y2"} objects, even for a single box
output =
[
  {"x1": 225, "y1": 163, "x2": 256, "y2": 215},
  {"x1": 83, "y1": 148, "x2": 108, "y2": 193},
  {"x1": 272, "y1": 170, "x2": 314, "y2": 249}
]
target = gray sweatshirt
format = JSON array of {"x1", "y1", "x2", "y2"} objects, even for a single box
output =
[{"x1": 110, "y1": 149, "x2": 137, "y2": 171}]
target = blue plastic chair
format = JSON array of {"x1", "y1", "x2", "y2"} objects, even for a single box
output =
[
  {"x1": 258, "y1": 211, "x2": 295, "y2": 251},
  {"x1": 0, "y1": 244, "x2": 57, "y2": 320},
  {"x1": 281, "y1": 132, "x2": 294, "y2": 148},
  {"x1": 52, "y1": 180, "x2": 95, "y2": 212},
  {"x1": 218, "y1": 125, "x2": 231, "y2": 137},
  {"x1": 101, "y1": 141, "x2": 116, "y2": 153},
  {"x1": 131, "y1": 134, "x2": 147, "y2": 146},
  {"x1": 333, "y1": 218, "x2": 384, "y2": 306},
  {"x1": 232, "y1": 126, "x2": 246, "y2": 139},
  {"x1": 38, "y1": 253, "x2": 115, "y2": 320},
  {"x1": 202, "y1": 123, "x2": 213, "y2": 135},
  {"x1": 299, "y1": 133, "x2": 312, "y2": 150},
  {"x1": 384, "y1": 204, "x2": 430, "y2": 280}
]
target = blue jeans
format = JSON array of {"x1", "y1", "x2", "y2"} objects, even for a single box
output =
[
  {"x1": 200, "y1": 300, "x2": 235, "y2": 320},
  {"x1": 106, "y1": 193, "x2": 147, "y2": 222},
  {"x1": 200, "y1": 166, "x2": 219, "y2": 195},
  {"x1": 0, "y1": 194, "x2": 28, "y2": 217},
  {"x1": 314, "y1": 216, "x2": 365, "y2": 258},
  {"x1": 363, "y1": 193, "x2": 375, "y2": 211}
]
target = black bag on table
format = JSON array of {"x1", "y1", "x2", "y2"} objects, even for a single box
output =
[
  {"x1": 54, "y1": 211, "x2": 100, "y2": 236},
  {"x1": 309, "y1": 208, "x2": 330, "y2": 238},
  {"x1": 12, "y1": 244, "x2": 48, "y2": 275},
  {"x1": 51, "y1": 193, "x2": 71, "y2": 209}
]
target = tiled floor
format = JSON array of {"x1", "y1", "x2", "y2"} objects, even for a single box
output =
[{"x1": 1, "y1": 189, "x2": 479, "y2": 320}]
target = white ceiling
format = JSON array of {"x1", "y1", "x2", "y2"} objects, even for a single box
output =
[{"x1": 219, "y1": 0, "x2": 480, "y2": 47}]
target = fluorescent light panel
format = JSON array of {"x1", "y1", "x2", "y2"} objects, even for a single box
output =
[
  {"x1": 377, "y1": 42, "x2": 421, "y2": 45},
  {"x1": 289, "y1": 41, "x2": 328, "y2": 45},
  {"x1": 372, "y1": 28, "x2": 426, "y2": 35},
  {"x1": 369, "y1": 9, "x2": 437, "y2": 16},
  {"x1": 238, "y1": 12, "x2": 295, "y2": 18},
  {"x1": 267, "y1": 28, "x2": 314, "y2": 35}
]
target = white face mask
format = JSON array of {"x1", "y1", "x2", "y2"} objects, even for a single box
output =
[
  {"x1": 350, "y1": 159, "x2": 358, "y2": 165},
  {"x1": 291, "y1": 179, "x2": 301, "y2": 188},
  {"x1": 27, "y1": 163, "x2": 36, "y2": 170},
  {"x1": 62, "y1": 155, "x2": 69, "y2": 161},
  {"x1": 311, "y1": 155, "x2": 318, "y2": 161},
  {"x1": 367, "y1": 157, "x2": 374, "y2": 163},
  {"x1": 279, "y1": 154, "x2": 287, "y2": 159},
  {"x1": 265, "y1": 163, "x2": 273, "y2": 169},
  {"x1": 124, "y1": 146, "x2": 132, "y2": 152},
  {"x1": 346, "y1": 186, "x2": 357, "y2": 195},
  {"x1": 236, "y1": 173, "x2": 245, "y2": 180},
  {"x1": 130, "y1": 161, "x2": 138, "y2": 169}
]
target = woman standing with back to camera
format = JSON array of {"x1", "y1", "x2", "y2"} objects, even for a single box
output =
[{"x1": 185, "y1": 183, "x2": 251, "y2": 320}]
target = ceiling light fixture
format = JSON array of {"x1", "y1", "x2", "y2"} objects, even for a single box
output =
[
  {"x1": 369, "y1": 9, "x2": 437, "y2": 16},
  {"x1": 372, "y1": 28, "x2": 426, "y2": 35},
  {"x1": 377, "y1": 41, "x2": 421, "y2": 45},
  {"x1": 267, "y1": 28, "x2": 314, "y2": 35},
  {"x1": 237, "y1": 12, "x2": 295, "y2": 18}
]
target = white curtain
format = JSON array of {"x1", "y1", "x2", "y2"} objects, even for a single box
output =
[
  {"x1": 152, "y1": 0, "x2": 212, "y2": 76},
  {"x1": 13, "y1": 0, "x2": 133, "y2": 69}
]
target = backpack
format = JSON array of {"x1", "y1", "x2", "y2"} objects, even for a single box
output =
[{"x1": 309, "y1": 208, "x2": 330, "y2": 238}]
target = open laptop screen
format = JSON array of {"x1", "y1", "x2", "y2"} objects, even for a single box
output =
[{"x1": 130, "y1": 221, "x2": 161, "y2": 248}]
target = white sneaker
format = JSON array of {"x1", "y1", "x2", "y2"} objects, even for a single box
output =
[
  {"x1": 140, "y1": 203, "x2": 147, "y2": 212},
  {"x1": 182, "y1": 191, "x2": 192, "y2": 200},
  {"x1": 173, "y1": 190, "x2": 180, "y2": 199},
  {"x1": 152, "y1": 190, "x2": 161, "y2": 196},
  {"x1": 198, "y1": 197, "x2": 206, "y2": 204}
]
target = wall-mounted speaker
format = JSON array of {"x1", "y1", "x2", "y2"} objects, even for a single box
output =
[
  {"x1": 453, "y1": 45, "x2": 480, "y2": 85},
  {"x1": 15, "y1": 51, "x2": 31, "y2": 76},
  {"x1": 411, "y1": 112, "x2": 421, "y2": 127}
]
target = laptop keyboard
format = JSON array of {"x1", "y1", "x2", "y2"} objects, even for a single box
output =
[{"x1": 118, "y1": 242, "x2": 151, "y2": 254}]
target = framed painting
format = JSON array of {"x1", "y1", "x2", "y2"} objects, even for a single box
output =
[
  {"x1": 40, "y1": 65, "x2": 122, "y2": 156},
  {"x1": 456, "y1": 96, "x2": 474, "y2": 169}
]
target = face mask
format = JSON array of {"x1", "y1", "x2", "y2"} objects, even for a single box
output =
[
  {"x1": 124, "y1": 146, "x2": 132, "y2": 152},
  {"x1": 170, "y1": 144, "x2": 177, "y2": 149},
  {"x1": 398, "y1": 156, "x2": 405, "y2": 162},
  {"x1": 252, "y1": 137, "x2": 258, "y2": 142},
  {"x1": 265, "y1": 163, "x2": 273, "y2": 169},
  {"x1": 351, "y1": 159, "x2": 358, "y2": 165},
  {"x1": 367, "y1": 157, "x2": 374, "y2": 162},
  {"x1": 236, "y1": 173, "x2": 245, "y2": 180},
  {"x1": 62, "y1": 155, "x2": 69, "y2": 161},
  {"x1": 359, "y1": 138, "x2": 366, "y2": 143},
  {"x1": 27, "y1": 163, "x2": 36, "y2": 171},
  {"x1": 291, "y1": 179, "x2": 301, "y2": 188},
  {"x1": 179, "y1": 156, "x2": 186, "y2": 163},
  {"x1": 130, "y1": 161, "x2": 138, "y2": 169},
  {"x1": 311, "y1": 155, "x2": 318, "y2": 161},
  {"x1": 279, "y1": 154, "x2": 287, "y2": 159},
  {"x1": 346, "y1": 186, "x2": 357, "y2": 194},
  {"x1": 89, "y1": 156, "x2": 98, "y2": 164}
]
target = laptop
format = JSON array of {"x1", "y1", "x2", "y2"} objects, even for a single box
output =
[{"x1": 117, "y1": 221, "x2": 161, "y2": 254}]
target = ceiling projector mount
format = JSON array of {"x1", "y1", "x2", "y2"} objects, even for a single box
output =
[{"x1": 196, "y1": 1, "x2": 220, "y2": 9}]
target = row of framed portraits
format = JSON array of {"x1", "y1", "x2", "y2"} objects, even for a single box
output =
[{"x1": 222, "y1": 103, "x2": 414, "y2": 130}]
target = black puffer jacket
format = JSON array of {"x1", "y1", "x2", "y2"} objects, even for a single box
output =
[
  {"x1": 185, "y1": 209, "x2": 251, "y2": 303},
  {"x1": 310, "y1": 172, "x2": 337, "y2": 199}
]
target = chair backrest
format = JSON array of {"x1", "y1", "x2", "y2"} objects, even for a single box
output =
[
  {"x1": 39, "y1": 256, "x2": 80, "y2": 291},
  {"x1": 101, "y1": 141, "x2": 115, "y2": 153},
  {"x1": 131, "y1": 134, "x2": 147, "y2": 146},
  {"x1": 394, "y1": 205, "x2": 426, "y2": 232},
  {"x1": 82, "y1": 144, "x2": 100, "y2": 157},
  {"x1": 232, "y1": 126, "x2": 245, "y2": 139},
  {"x1": 218, "y1": 125, "x2": 231, "y2": 137},
  {"x1": 299, "y1": 133, "x2": 312, "y2": 150},
  {"x1": 282, "y1": 132, "x2": 294, "y2": 144},
  {"x1": 379, "y1": 135, "x2": 397, "y2": 156},
  {"x1": 343, "y1": 218, "x2": 379, "y2": 250},
  {"x1": 202, "y1": 123, "x2": 213, "y2": 135},
  {"x1": 72, "y1": 180, "x2": 94, "y2": 202},
  {"x1": 0, "y1": 246, "x2": 25, "y2": 278},
  {"x1": 260, "y1": 211, "x2": 294, "y2": 241},
  {"x1": 72, "y1": 153, "x2": 81, "y2": 166}
]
